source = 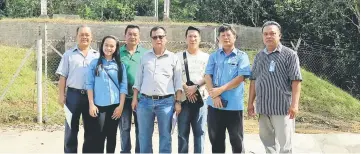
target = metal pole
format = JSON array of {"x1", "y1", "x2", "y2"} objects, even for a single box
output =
[
  {"x1": 154, "y1": 0, "x2": 156, "y2": 17},
  {"x1": 37, "y1": 39, "x2": 43, "y2": 124},
  {"x1": 167, "y1": 0, "x2": 170, "y2": 18},
  {"x1": 154, "y1": 0, "x2": 158, "y2": 18},
  {"x1": 164, "y1": 0, "x2": 167, "y2": 18},
  {"x1": 214, "y1": 28, "x2": 219, "y2": 49},
  {"x1": 44, "y1": 23, "x2": 48, "y2": 122},
  {"x1": 156, "y1": 0, "x2": 158, "y2": 18},
  {"x1": 40, "y1": 0, "x2": 48, "y2": 18}
]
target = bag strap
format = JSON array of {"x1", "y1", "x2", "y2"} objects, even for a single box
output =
[
  {"x1": 183, "y1": 51, "x2": 191, "y2": 83},
  {"x1": 104, "y1": 69, "x2": 120, "y2": 91}
]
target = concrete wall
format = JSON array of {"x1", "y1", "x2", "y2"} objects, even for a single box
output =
[{"x1": 0, "y1": 20, "x2": 264, "y2": 50}]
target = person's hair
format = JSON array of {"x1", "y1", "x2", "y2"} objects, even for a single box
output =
[
  {"x1": 95, "y1": 35, "x2": 123, "y2": 84},
  {"x1": 262, "y1": 21, "x2": 282, "y2": 33},
  {"x1": 76, "y1": 25, "x2": 91, "y2": 36},
  {"x1": 124, "y1": 25, "x2": 140, "y2": 34},
  {"x1": 218, "y1": 24, "x2": 237, "y2": 37},
  {"x1": 149, "y1": 26, "x2": 166, "y2": 37},
  {"x1": 185, "y1": 26, "x2": 200, "y2": 37}
]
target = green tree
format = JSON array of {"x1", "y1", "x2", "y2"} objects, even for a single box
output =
[
  {"x1": 169, "y1": 0, "x2": 198, "y2": 21},
  {"x1": 5, "y1": 0, "x2": 40, "y2": 17},
  {"x1": 273, "y1": 0, "x2": 360, "y2": 98}
]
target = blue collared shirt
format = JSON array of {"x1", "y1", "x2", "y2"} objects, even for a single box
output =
[
  {"x1": 55, "y1": 46, "x2": 99, "y2": 89},
  {"x1": 205, "y1": 48, "x2": 251, "y2": 111},
  {"x1": 86, "y1": 58, "x2": 128, "y2": 106}
]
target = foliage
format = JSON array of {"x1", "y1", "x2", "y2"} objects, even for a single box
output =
[
  {"x1": 0, "y1": 0, "x2": 359, "y2": 97},
  {"x1": 4, "y1": 0, "x2": 40, "y2": 17}
]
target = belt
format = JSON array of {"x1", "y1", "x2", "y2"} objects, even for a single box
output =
[
  {"x1": 67, "y1": 87, "x2": 87, "y2": 95},
  {"x1": 141, "y1": 93, "x2": 173, "y2": 100}
]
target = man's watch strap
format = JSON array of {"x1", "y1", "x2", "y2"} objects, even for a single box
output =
[
  {"x1": 175, "y1": 100, "x2": 182, "y2": 105},
  {"x1": 195, "y1": 84, "x2": 200, "y2": 89}
]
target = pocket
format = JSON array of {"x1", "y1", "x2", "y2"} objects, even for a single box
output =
[
  {"x1": 225, "y1": 62, "x2": 238, "y2": 80},
  {"x1": 157, "y1": 65, "x2": 173, "y2": 84},
  {"x1": 139, "y1": 95, "x2": 146, "y2": 103},
  {"x1": 165, "y1": 96, "x2": 175, "y2": 104}
]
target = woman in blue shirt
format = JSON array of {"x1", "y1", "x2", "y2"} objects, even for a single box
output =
[{"x1": 86, "y1": 35, "x2": 128, "y2": 153}]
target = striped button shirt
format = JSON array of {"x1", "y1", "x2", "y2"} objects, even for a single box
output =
[{"x1": 250, "y1": 44, "x2": 302, "y2": 115}]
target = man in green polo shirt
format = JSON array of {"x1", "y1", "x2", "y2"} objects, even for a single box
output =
[{"x1": 119, "y1": 25, "x2": 147, "y2": 153}]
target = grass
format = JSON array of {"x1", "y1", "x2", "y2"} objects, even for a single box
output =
[
  {"x1": 0, "y1": 18, "x2": 219, "y2": 26},
  {"x1": 0, "y1": 45, "x2": 359, "y2": 133},
  {"x1": 0, "y1": 45, "x2": 62, "y2": 124}
]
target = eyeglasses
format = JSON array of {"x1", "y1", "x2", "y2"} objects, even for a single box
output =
[{"x1": 151, "y1": 35, "x2": 166, "y2": 40}]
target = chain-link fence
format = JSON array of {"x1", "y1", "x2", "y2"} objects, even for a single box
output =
[
  {"x1": 0, "y1": 42, "x2": 38, "y2": 123},
  {"x1": 41, "y1": 40, "x2": 219, "y2": 124},
  {"x1": 282, "y1": 39, "x2": 360, "y2": 99},
  {"x1": 0, "y1": 28, "x2": 359, "y2": 125}
]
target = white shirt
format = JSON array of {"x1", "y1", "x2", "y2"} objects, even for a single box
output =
[{"x1": 176, "y1": 50, "x2": 210, "y2": 101}]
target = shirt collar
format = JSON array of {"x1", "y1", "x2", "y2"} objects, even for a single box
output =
[
  {"x1": 101, "y1": 56, "x2": 116, "y2": 62},
  {"x1": 120, "y1": 44, "x2": 142, "y2": 54},
  {"x1": 218, "y1": 48, "x2": 238, "y2": 56},
  {"x1": 73, "y1": 45, "x2": 97, "y2": 53},
  {"x1": 151, "y1": 49, "x2": 170, "y2": 57},
  {"x1": 263, "y1": 43, "x2": 283, "y2": 55}
]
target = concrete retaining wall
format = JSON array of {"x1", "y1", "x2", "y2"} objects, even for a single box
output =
[{"x1": 0, "y1": 20, "x2": 264, "y2": 50}]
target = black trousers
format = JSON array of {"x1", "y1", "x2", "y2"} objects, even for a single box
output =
[
  {"x1": 91, "y1": 104, "x2": 120, "y2": 153},
  {"x1": 207, "y1": 106, "x2": 244, "y2": 153},
  {"x1": 64, "y1": 88, "x2": 97, "y2": 153}
]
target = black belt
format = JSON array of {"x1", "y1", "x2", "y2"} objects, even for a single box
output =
[
  {"x1": 141, "y1": 93, "x2": 173, "y2": 100},
  {"x1": 67, "y1": 87, "x2": 87, "y2": 95}
]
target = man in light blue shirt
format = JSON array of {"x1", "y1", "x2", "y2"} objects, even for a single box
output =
[
  {"x1": 204, "y1": 24, "x2": 251, "y2": 153},
  {"x1": 132, "y1": 26, "x2": 183, "y2": 153},
  {"x1": 55, "y1": 25, "x2": 99, "y2": 153}
]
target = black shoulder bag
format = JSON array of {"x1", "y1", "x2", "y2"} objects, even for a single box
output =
[
  {"x1": 104, "y1": 69, "x2": 120, "y2": 91},
  {"x1": 183, "y1": 52, "x2": 204, "y2": 109}
]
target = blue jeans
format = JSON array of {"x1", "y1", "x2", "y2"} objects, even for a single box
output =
[
  {"x1": 136, "y1": 95, "x2": 174, "y2": 153},
  {"x1": 119, "y1": 98, "x2": 139, "y2": 153},
  {"x1": 177, "y1": 101, "x2": 207, "y2": 153}
]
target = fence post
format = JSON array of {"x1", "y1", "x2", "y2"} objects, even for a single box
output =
[
  {"x1": 213, "y1": 28, "x2": 218, "y2": 49},
  {"x1": 43, "y1": 23, "x2": 49, "y2": 122},
  {"x1": 37, "y1": 39, "x2": 43, "y2": 124},
  {"x1": 291, "y1": 37, "x2": 302, "y2": 52}
]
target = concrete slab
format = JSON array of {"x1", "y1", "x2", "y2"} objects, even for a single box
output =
[{"x1": 0, "y1": 126, "x2": 359, "y2": 153}]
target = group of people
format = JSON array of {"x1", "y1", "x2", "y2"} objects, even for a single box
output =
[{"x1": 56, "y1": 21, "x2": 302, "y2": 154}]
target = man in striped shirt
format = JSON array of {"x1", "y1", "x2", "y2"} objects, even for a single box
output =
[{"x1": 248, "y1": 21, "x2": 302, "y2": 154}]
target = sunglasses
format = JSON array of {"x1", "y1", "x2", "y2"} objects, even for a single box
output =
[{"x1": 151, "y1": 35, "x2": 166, "y2": 40}]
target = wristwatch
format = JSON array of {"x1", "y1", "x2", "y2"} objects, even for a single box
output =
[
  {"x1": 195, "y1": 84, "x2": 200, "y2": 89},
  {"x1": 175, "y1": 100, "x2": 182, "y2": 105}
]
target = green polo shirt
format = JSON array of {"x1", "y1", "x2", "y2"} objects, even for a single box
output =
[{"x1": 120, "y1": 44, "x2": 148, "y2": 98}]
